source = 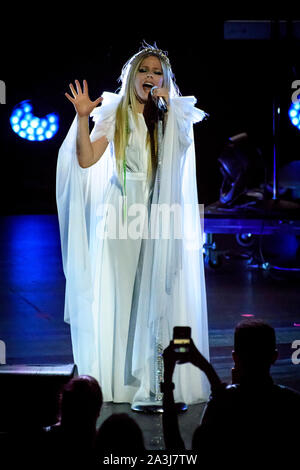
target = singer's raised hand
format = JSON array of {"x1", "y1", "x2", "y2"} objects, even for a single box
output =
[{"x1": 65, "y1": 80, "x2": 103, "y2": 117}]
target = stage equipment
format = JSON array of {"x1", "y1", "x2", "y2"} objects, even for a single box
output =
[
  {"x1": 278, "y1": 160, "x2": 300, "y2": 200},
  {"x1": 235, "y1": 232, "x2": 255, "y2": 247},
  {"x1": 218, "y1": 133, "x2": 263, "y2": 206},
  {"x1": 0, "y1": 363, "x2": 77, "y2": 431},
  {"x1": 10, "y1": 100, "x2": 59, "y2": 141},
  {"x1": 224, "y1": 20, "x2": 300, "y2": 204}
]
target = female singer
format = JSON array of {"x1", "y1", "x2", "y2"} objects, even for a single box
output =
[{"x1": 56, "y1": 44, "x2": 210, "y2": 408}]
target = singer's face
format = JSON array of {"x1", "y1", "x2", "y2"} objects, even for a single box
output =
[{"x1": 134, "y1": 55, "x2": 164, "y2": 103}]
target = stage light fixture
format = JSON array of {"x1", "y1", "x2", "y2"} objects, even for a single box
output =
[
  {"x1": 288, "y1": 101, "x2": 300, "y2": 130},
  {"x1": 218, "y1": 133, "x2": 263, "y2": 206},
  {"x1": 10, "y1": 100, "x2": 59, "y2": 141}
]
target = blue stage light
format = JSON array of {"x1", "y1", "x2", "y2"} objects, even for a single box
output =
[
  {"x1": 10, "y1": 100, "x2": 59, "y2": 141},
  {"x1": 289, "y1": 101, "x2": 300, "y2": 130}
]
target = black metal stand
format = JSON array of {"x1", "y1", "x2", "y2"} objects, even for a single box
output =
[{"x1": 224, "y1": 20, "x2": 300, "y2": 211}]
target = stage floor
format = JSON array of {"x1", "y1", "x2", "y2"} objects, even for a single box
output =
[{"x1": 0, "y1": 214, "x2": 299, "y2": 450}]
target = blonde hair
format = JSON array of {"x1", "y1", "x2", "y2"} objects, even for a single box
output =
[{"x1": 114, "y1": 44, "x2": 179, "y2": 184}]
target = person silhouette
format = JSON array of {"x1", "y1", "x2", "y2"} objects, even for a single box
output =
[
  {"x1": 42, "y1": 375, "x2": 103, "y2": 465},
  {"x1": 95, "y1": 413, "x2": 145, "y2": 458},
  {"x1": 162, "y1": 319, "x2": 300, "y2": 465}
]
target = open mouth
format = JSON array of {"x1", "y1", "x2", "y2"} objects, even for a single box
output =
[{"x1": 142, "y1": 82, "x2": 154, "y2": 92}]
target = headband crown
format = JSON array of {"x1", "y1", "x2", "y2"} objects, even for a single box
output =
[{"x1": 136, "y1": 45, "x2": 171, "y2": 68}]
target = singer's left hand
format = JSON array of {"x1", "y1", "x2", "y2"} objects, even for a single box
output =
[{"x1": 151, "y1": 87, "x2": 169, "y2": 106}]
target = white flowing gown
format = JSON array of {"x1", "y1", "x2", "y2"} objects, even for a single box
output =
[{"x1": 56, "y1": 92, "x2": 210, "y2": 405}]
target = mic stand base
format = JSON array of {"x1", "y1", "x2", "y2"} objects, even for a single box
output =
[
  {"x1": 261, "y1": 198, "x2": 300, "y2": 211},
  {"x1": 131, "y1": 401, "x2": 188, "y2": 414}
]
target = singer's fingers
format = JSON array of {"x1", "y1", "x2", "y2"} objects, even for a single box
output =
[
  {"x1": 75, "y1": 79, "x2": 83, "y2": 95},
  {"x1": 83, "y1": 79, "x2": 88, "y2": 95},
  {"x1": 155, "y1": 87, "x2": 169, "y2": 105},
  {"x1": 69, "y1": 82, "x2": 77, "y2": 98},
  {"x1": 92, "y1": 97, "x2": 103, "y2": 106},
  {"x1": 65, "y1": 92, "x2": 75, "y2": 103},
  {"x1": 155, "y1": 87, "x2": 169, "y2": 98}
]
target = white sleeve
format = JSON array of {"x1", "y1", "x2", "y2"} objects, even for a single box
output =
[
  {"x1": 90, "y1": 108, "x2": 115, "y2": 143},
  {"x1": 169, "y1": 96, "x2": 208, "y2": 150},
  {"x1": 55, "y1": 93, "x2": 121, "y2": 377},
  {"x1": 90, "y1": 91, "x2": 122, "y2": 143}
]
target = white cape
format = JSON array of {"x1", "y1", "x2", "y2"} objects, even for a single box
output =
[{"x1": 56, "y1": 92, "x2": 210, "y2": 404}]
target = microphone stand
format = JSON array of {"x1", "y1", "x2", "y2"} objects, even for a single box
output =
[{"x1": 132, "y1": 98, "x2": 187, "y2": 414}]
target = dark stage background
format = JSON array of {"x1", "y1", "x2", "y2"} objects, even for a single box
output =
[
  {"x1": 1, "y1": 12, "x2": 300, "y2": 454},
  {"x1": 1, "y1": 13, "x2": 300, "y2": 215}
]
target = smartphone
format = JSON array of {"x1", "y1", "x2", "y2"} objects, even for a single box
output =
[{"x1": 173, "y1": 326, "x2": 191, "y2": 354}]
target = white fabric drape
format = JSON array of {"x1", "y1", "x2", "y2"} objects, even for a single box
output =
[{"x1": 56, "y1": 91, "x2": 210, "y2": 404}]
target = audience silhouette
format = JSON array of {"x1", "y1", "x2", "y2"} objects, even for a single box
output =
[
  {"x1": 162, "y1": 319, "x2": 300, "y2": 465},
  {"x1": 2, "y1": 320, "x2": 299, "y2": 466},
  {"x1": 42, "y1": 374, "x2": 102, "y2": 465},
  {"x1": 95, "y1": 413, "x2": 145, "y2": 458},
  {"x1": 42, "y1": 376, "x2": 146, "y2": 465}
]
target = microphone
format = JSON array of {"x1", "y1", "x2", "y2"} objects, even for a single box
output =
[{"x1": 150, "y1": 86, "x2": 168, "y2": 113}]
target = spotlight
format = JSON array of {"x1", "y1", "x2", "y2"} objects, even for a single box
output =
[
  {"x1": 10, "y1": 100, "x2": 59, "y2": 141},
  {"x1": 288, "y1": 101, "x2": 300, "y2": 130}
]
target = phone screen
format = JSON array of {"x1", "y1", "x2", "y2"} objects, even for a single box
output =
[{"x1": 173, "y1": 327, "x2": 191, "y2": 353}]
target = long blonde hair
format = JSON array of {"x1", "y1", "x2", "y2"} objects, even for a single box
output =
[{"x1": 114, "y1": 44, "x2": 179, "y2": 183}]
